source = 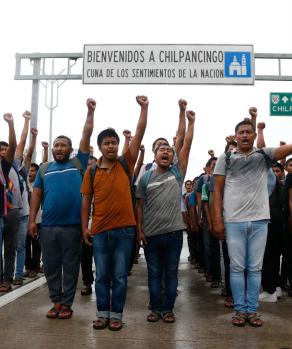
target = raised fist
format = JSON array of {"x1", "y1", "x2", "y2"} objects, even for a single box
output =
[
  {"x1": 136, "y1": 95, "x2": 149, "y2": 108},
  {"x1": 178, "y1": 99, "x2": 187, "y2": 111},
  {"x1": 257, "y1": 122, "x2": 265, "y2": 130},
  {"x1": 249, "y1": 107, "x2": 257, "y2": 119},
  {"x1": 140, "y1": 145, "x2": 145, "y2": 152},
  {"x1": 3, "y1": 113, "x2": 13, "y2": 123},
  {"x1": 123, "y1": 129, "x2": 132, "y2": 140},
  {"x1": 41, "y1": 141, "x2": 49, "y2": 148},
  {"x1": 208, "y1": 149, "x2": 214, "y2": 157},
  {"x1": 31, "y1": 128, "x2": 38, "y2": 136},
  {"x1": 225, "y1": 135, "x2": 235, "y2": 144},
  {"x1": 23, "y1": 111, "x2": 31, "y2": 119},
  {"x1": 87, "y1": 98, "x2": 96, "y2": 111},
  {"x1": 280, "y1": 141, "x2": 286, "y2": 146},
  {"x1": 186, "y1": 110, "x2": 195, "y2": 122}
]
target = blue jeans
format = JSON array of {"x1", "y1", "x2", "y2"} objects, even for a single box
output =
[
  {"x1": 92, "y1": 227, "x2": 136, "y2": 320},
  {"x1": 15, "y1": 215, "x2": 29, "y2": 278},
  {"x1": 144, "y1": 231, "x2": 183, "y2": 313},
  {"x1": 225, "y1": 220, "x2": 268, "y2": 313}
]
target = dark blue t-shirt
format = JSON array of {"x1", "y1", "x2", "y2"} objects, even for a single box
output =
[{"x1": 34, "y1": 150, "x2": 89, "y2": 226}]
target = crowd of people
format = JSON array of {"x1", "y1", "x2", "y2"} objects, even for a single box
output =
[{"x1": 0, "y1": 98, "x2": 291, "y2": 331}]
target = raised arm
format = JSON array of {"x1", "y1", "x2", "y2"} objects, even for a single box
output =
[
  {"x1": 274, "y1": 144, "x2": 292, "y2": 161},
  {"x1": 256, "y1": 122, "x2": 266, "y2": 149},
  {"x1": 23, "y1": 128, "x2": 38, "y2": 169},
  {"x1": 41, "y1": 141, "x2": 49, "y2": 163},
  {"x1": 175, "y1": 99, "x2": 187, "y2": 156},
  {"x1": 3, "y1": 113, "x2": 17, "y2": 164},
  {"x1": 128, "y1": 96, "x2": 148, "y2": 163},
  {"x1": 249, "y1": 107, "x2": 257, "y2": 131},
  {"x1": 134, "y1": 145, "x2": 145, "y2": 178},
  {"x1": 178, "y1": 110, "x2": 195, "y2": 174},
  {"x1": 122, "y1": 129, "x2": 132, "y2": 155},
  {"x1": 212, "y1": 175, "x2": 225, "y2": 240},
  {"x1": 16, "y1": 111, "x2": 31, "y2": 161},
  {"x1": 79, "y1": 98, "x2": 96, "y2": 153}
]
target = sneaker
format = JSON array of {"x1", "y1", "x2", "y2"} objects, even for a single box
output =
[
  {"x1": 13, "y1": 277, "x2": 23, "y2": 286},
  {"x1": 259, "y1": 291, "x2": 277, "y2": 303},
  {"x1": 276, "y1": 287, "x2": 282, "y2": 298}
]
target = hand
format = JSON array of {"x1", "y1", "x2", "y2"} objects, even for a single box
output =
[
  {"x1": 28, "y1": 222, "x2": 38, "y2": 238},
  {"x1": 41, "y1": 141, "x2": 49, "y2": 148},
  {"x1": 22, "y1": 111, "x2": 31, "y2": 119},
  {"x1": 186, "y1": 110, "x2": 195, "y2": 123},
  {"x1": 257, "y1": 122, "x2": 265, "y2": 130},
  {"x1": 31, "y1": 128, "x2": 38, "y2": 136},
  {"x1": 212, "y1": 218, "x2": 225, "y2": 241},
  {"x1": 83, "y1": 228, "x2": 93, "y2": 246},
  {"x1": 140, "y1": 145, "x2": 145, "y2": 152},
  {"x1": 137, "y1": 229, "x2": 147, "y2": 246},
  {"x1": 178, "y1": 99, "x2": 187, "y2": 112},
  {"x1": 123, "y1": 129, "x2": 132, "y2": 140},
  {"x1": 136, "y1": 95, "x2": 149, "y2": 109},
  {"x1": 3, "y1": 113, "x2": 14, "y2": 123},
  {"x1": 225, "y1": 135, "x2": 235, "y2": 144},
  {"x1": 280, "y1": 141, "x2": 286, "y2": 146},
  {"x1": 249, "y1": 107, "x2": 257, "y2": 119},
  {"x1": 190, "y1": 223, "x2": 199, "y2": 233},
  {"x1": 208, "y1": 149, "x2": 214, "y2": 157},
  {"x1": 87, "y1": 98, "x2": 96, "y2": 112}
]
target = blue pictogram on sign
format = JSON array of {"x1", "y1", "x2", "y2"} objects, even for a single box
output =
[{"x1": 224, "y1": 52, "x2": 252, "y2": 78}]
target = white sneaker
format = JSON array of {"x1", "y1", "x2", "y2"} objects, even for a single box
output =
[
  {"x1": 259, "y1": 291, "x2": 277, "y2": 303},
  {"x1": 276, "y1": 287, "x2": 282, "y2": 298}
]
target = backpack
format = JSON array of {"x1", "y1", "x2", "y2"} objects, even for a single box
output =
[
  {"x1": 140, "y1": 166, "x2": 183, "y2": 205},
  {"x1": 89, "y1": 155, "x2": 136, "y2": 210},
  {"x1": 40, "y1": 157, "x2": 84, "y2": 183}
]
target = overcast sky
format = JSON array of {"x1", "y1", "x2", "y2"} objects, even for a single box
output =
[{"x1": 1, "y1": 0, "x2": 292, "y2": 178}]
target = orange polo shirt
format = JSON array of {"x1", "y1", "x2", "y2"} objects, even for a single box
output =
[{"x1": 81, "y1": 150, "x2": 136, "y2": 234}]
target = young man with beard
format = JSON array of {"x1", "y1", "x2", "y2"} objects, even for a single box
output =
[
  {"x1": 28, "y1": 98, "x2": 95, "y2": 319},
  {"x1": 213, "y1": 117, "x2": 292, "y2": 327},
  {"x1": 81, "y1": 95, "x2": 148, "y2": 331},
  {"x1": 136, "y1": 110, "x2": 195, "y2": 324}
]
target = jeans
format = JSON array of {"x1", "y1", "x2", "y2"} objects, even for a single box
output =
[
  {"x1": 92, "y1": 227, "x2": 136, "y2": 320},
  {"x1": 225, "y1": 220, "x2": 268, "y2": 313},
  {"x1": 144, "y1": 230, "x2": 183, "y2": 313},
  {"x1": 41, "y1": 225, "x2": 82, "y2": 306},
  {"x1": 15, "y1": 215, "x2": 29, "y2": 278}
]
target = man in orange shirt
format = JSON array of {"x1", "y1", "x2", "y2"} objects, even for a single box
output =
[{"x1": 81, "y1": 95, "x2": 148, "y2": 331}]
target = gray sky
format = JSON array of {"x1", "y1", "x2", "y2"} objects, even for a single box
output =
[{"x1": 1, "y1": 0, "x2": 292, "y2": 178}]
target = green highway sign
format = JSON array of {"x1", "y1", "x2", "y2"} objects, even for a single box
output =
[{"x1": 270, "y1": 92, "x2": 292, "y2": 116}]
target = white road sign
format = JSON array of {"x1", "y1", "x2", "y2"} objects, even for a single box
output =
[{"x1": 83, "y1": 44, "x2": 254, "y2": 85}]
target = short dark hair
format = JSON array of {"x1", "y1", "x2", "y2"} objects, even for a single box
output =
[
  {"x1": 154, "y1": 144, "x2": 174, "y2": 155},
  {"x1": 205, "y1": 157, "x2": 217, "y2": 168},
  {"x1": 152, "y1": 138, "x2": 169, "y2": 151},
  {"x1": 235, "y1": 119, "x2": 256, "y2": 134},
  {"x1": 272, "y1": 162, "x2": 284, "y2": 172},
  {"x1": 97, "y1": 129, "x2": 120, "y2": 147},
  {"x1": 53, "y1": 135, "x2": 72, "y2": 148},
  {"x1": 285, "y1": 158, "x2": 292, "y2": 168},
  {"x1": 0, "y1": 141, "x2": 9, "y2": 148},
  {"x1": 184, "y1": 180, "x2": 192, "y2": 187},
  {"x1": 30, "y1": 163, "x2": 39, "y2": 171}
]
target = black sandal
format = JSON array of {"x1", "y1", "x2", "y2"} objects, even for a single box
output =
[{"x1": 147, "y1": 311, "x2": 160, "y2": 322}]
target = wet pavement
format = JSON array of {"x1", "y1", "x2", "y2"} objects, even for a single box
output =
[{"x1": 1, "y1": 239, "x2": 292, "y2": 349}]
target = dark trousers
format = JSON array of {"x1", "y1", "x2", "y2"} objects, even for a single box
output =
[
  {"x1": 81, "y1": 241, "x2": 94, "y2": 286},
  {"x1": 41, "y1": 225, "x2": 82, "y2": 306},
  {"x1": 25, "y1": 224, "x2": 41, "y2": 272},
  {"x1": 186, "y1": 230, "x2": 197, "y2": 260},
  {"x1": 209, "y1": 232, "x2": 221, "y2": 281},
  {"x1": 262, "y1": 221, "x2": 282, "y2": 293},
  {"x1": 222, "y1": 240, "x2": 232, "y2": 297},
  {"x1": 2, "y1": 209, "x2": 20, "y2": 282},
  {"x1": 197, "y1": 227, "x2": 205, "y2": 268},
  {"x1": 282, "y1": 225, "x2": 292, "y2": 287}
]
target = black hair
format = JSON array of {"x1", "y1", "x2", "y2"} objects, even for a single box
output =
[
  {"x1": 53, "y1": 135, "x2": 72, "y2": 148},
  {"x1": 89, "y1": 155, "x2": 97, "y2": 161},
  {"x1": 154, "y1": 143, "x2": 174, "y2": 155},
  {"x1": 272, "y1": 162, "x2": 284, "y2": 172},
  {"x1": 0, "y1": 141, "x2": 9, "y2": 148},
  {"x1": 285, "y1": 158, "x2": 292, "y2": 167},
  {"x1": 235, "y1": 119, "x2": 256, "y2": 134},
  {"x1": 152, "y1": 138, "x2": 169, "y2": 151},
  {"x1": 30, "y1": 163, "x2": 39, "y2": 171},
  {"x1": 97, "y1": 129, "x2": 120, "y2": 147},
  {"x1": 205, "y1": 157, "x2": 218, "y2": 168},
  {"x1": 184, "y1": 180, "x2": 192, "y2": 186}
]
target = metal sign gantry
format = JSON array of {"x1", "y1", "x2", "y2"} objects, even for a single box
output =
[{"x1": 14, "y1": 51, "x2": 292, "y2": 155}]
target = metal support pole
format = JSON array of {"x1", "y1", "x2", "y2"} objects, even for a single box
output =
[{"x1": 30, "y1": 57, "x2": 41, "y2": 161}]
